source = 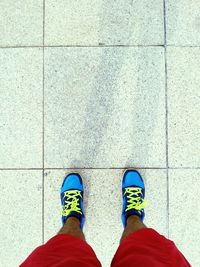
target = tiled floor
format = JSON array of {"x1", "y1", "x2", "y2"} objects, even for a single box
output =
[{"x1": 0, "y1": 1, "x2": 199, "y2": 267}]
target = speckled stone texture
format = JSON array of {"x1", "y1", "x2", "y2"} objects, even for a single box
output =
[
  {"x1": 0, "y1": 48, "x2": 43, "y2": 168},
  {"x1": 44, "y1": 169, "x2": 167, "y2": 267},
  {"x1": 167, "y1": 48, "x2": 200, "y2": 168},
  {"x1": 0, "y1": 0, "x2": 199, "y2": 266},
  {"x1": 0, "y1": 0, "x2": 43, "y2": 46},
  {"x1": 166, "y1": 0, "x2": 200, "y2": 45},
  {"x1": 45, "y1": 0, "x2": 164, "y2": 45},
  {"x1": 169, "y1": 169, "x2": 200, "y2": 267},
  {"x1": 44, "y1": 47, "x2": 166, "y2": 168},
  {"x1": 0, "y1": 170, "x2": 42, "y2": 267}
]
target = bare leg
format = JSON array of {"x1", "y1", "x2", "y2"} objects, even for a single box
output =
[
  {"x1": 57, "y1": 217, "x2": 85, "y2": 241},
  {"x1": 120, "y1": 215, "x2": 147, "y2": 243}
]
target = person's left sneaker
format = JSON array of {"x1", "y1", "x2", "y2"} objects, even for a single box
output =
[
  {"x1": 60, "y1": 173, "x2": 85, "y2": 229},
  {"x1": 122, "y1": 169, "x2": 147, "y2": 228}
]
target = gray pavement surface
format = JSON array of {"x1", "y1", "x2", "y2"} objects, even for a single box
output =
[{"x1": 0, "y1": 1, "x2": 199, "y2": 266}]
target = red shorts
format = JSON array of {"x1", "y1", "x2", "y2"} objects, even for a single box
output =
[{"x1": 20, "y1": 228, "x2": 191, "y2": 267}]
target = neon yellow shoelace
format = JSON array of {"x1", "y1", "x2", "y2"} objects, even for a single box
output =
[
  {"x1": 61, "y1": 190, "x2": 82, "y2": 216},
  {"x1": 124, "y1": 187, "x2": 147, "y2": 212}
]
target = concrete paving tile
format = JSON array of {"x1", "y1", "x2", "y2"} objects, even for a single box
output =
[
  {"x1": 44, "y1": 47, "x2": 166, "y2": 168},
  {"x1": 44, "y1": 169, "x2": 167, "y2": 267},
  {"x1": 0, "y1": 170, "x2": 42, "y2": 267},
  {"x1": 169, "y1": 169, "x2": 200, "y2": 267},
  {"x1": 0, "y1": 0, "x2": 43, "y2": 46},
  {"x1": 0, "y1": 48, "x2": 43, "y2": 168},
  {"x1": 166, "y1": 0, "x2": 200, "y2": 45},
  {"x1": 45, "y1": 0, "x2": 164, "y2": 45},
  {"x1": 167, "y1": 47, "x2": 200, "y2": 168}
]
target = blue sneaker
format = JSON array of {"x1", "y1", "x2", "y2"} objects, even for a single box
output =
[
  {"x1": 122, "y1": 170, "x2": 147, "y2": 228},
  {"x1": 60, "y1": 173, "x2": 85, "y2": 229}
]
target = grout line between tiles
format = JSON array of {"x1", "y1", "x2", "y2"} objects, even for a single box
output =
[
  {"x1": 163, "y1": 0, "x2": 169, "y2": 239},
  {"x1": 41, "y1": 44, "x2": 164, "y2": 48},
  {"x1": 42, "y1": 0, "x2": 45, "y2": 245},
  {"x1": 44, "y1": 167, "x2": 168, "y2": 170},
  {"x1": 1, "y1": 45, "x2": 200, "y2": 49},
  {"x1": 0, "y1": 168, "x2": 44, "y2": 170},
  {"x1": 166, "y1": 44, "x2": 200, "y2": 48},
  {"x1": 0, "y1": 46, "x2": 43, "y2": 49},
  {"x1": 0, "y1": 44, "x2": 164, "y2": 48},
  {"x1": 45, "y1": 167, "x2": 200, "y2": 170},
  {"x1": 0, "y1": 167, "x2": 199, "y2": 170},
  {"x1": 44, "y1": 167, "x2": 167, "y2": 170}
]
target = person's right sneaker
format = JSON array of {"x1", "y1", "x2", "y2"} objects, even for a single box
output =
[{"x1": 122, "y1": 169, "x2": 147, "y2": 228}]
